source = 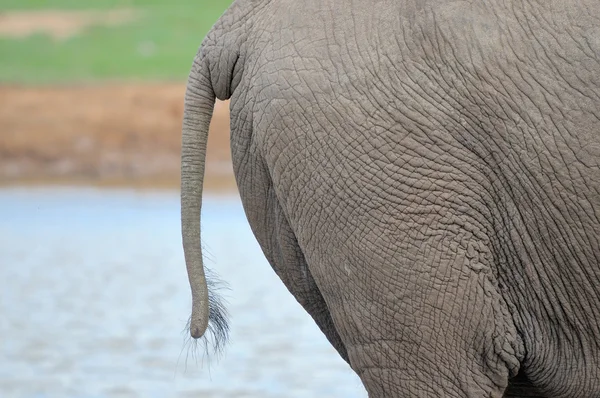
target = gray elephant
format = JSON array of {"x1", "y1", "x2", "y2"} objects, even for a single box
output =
[{"x1": 180, "y1": 0, "x2": 600, "y2": 396}]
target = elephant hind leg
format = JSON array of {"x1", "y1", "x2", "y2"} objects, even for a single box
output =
[
  {"x1": 350, "y1": 330, "x2": 517, "y2": 398},
  {"x1": 317, "y1": 232, "x2": 525, "y2": 397},
  {"x1": 235, "y1": 158, "x2": 349, "y2": 363},
  {"x1": 262, "y1": 187, "x2": 350, "y2": 362}
]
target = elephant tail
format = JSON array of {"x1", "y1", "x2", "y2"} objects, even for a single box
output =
[{"x1": 180, "y1": 50, "x2": 228, "y2": 346}]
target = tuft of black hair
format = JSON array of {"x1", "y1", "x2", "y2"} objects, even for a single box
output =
[{"x1": 182, "y1": 268, "x2": 230, "y2": 367}]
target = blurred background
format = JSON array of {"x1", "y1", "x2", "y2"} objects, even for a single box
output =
[{"x1": 0, "y1": 1, "x2": 366, "y2": 397}]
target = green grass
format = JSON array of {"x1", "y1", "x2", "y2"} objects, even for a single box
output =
[{"x1": 0, "y1": 0, "x2": 234, "y2": 83}]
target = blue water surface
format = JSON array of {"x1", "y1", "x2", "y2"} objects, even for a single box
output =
[{"x1": 0, "y1": 187, "x2": 366, "y2": 398}]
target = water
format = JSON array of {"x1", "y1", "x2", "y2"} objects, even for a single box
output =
[{"x1": 0, "y1": 188, "x2": 366, "y2": 398}]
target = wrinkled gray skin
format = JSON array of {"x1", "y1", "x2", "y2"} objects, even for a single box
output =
[{"x1": 181, "y1": 0, "x2": 600, "y2": 396}]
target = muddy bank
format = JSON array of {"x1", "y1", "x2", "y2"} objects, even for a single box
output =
[{"x1": 0, "y1": 84, "x2": 235, "y2": 190}]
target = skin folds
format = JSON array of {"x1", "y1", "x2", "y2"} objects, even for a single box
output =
[{"x1": 181, "y1": 1, "x2": 600, "y2": 396}]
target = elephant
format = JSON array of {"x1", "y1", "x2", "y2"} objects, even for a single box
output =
[{"x1": 180, "y1": 0, "x2": 600, "y2": 396}]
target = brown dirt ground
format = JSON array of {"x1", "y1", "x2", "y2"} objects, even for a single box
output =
[{"x1": 0, "y1": 84, "x2": 236, "y2": 191}]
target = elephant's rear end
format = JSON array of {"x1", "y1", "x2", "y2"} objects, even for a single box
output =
[{"x1": 190, "y1": 0, "x2": 600, "y2": 396}]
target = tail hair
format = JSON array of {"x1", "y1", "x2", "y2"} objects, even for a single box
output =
[{"x1": 185, "y1": 268, "x2": 230, "y2": 360}]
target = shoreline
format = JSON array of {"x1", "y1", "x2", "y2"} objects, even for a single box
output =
[
  {"x1": 0, "y1": 174, "x2": 239, "y2": 193},
  {"x1": 0, "y1": 83, "x2": 233, "y2": 190}
]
